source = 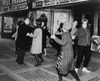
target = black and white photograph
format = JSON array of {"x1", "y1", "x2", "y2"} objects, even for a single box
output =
[{"x1": 0, "y1": 0, "x2": 100, "y2": 81}]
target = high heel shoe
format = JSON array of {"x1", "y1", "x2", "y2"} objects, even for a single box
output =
[{"x1": 34, "y1": 63, "x2": 41, "y2": 67}]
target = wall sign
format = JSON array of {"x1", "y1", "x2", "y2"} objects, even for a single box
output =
[
  {"x1": 2, "y1": 6, "x2": 10, "y2": 12},
  {"x1": 32, "y1": 1, "x2": 43, "y2": 8},
  {"x1": 56, "y1": 0, "x2": 89, "y2": 5},
  {"x1": 11, "y1": 0, "x2": 27, "y2": 5},
  {"x1": 2, "y1": 0, "x2": 10, "y2": 7},
  {"x1": 43, "y1": 0, "x2": 89, "y2": 7},
  {"x1": 44, "y1": 0, "x2": 56, "y2": 6},
  {"x1": 11, "y1": 3, "x2": 28, "y2": 11},
  {"x1": 1, "y1": 0, "x2": 10, "y2": 12},
  {"x1": 56, "y1": 0, "x2": 69, "y2": 4},
  {"x1": 35, "y1": 1, "x2": 43, "y2": 7}
]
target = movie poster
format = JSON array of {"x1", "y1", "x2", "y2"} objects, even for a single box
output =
[
  {"x1": 91, "y1": 35, "x2": 100, "y2": 52},
  {"x1": 53, "y1": 12, "x2": 70, "y2": 34},
  {"x1": 37, "y1": 11, "x2": 51, "y2": 29},
  {"x1": 4, "y1": 17, "x2": 13, "y2": 33}
]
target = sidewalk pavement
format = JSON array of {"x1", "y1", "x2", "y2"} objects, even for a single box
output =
[{"x1": 0, "y1": 38, "x2": 100, "y2": 81}]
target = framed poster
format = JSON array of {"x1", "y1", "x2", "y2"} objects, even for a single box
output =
[
  {"x1": 53, "y1": 12, "x2": 70, "y2": 34},
  {"x1": 37, "y1": 11, "x2": 51, "y2": 29},
  {"x1": 91, "y1": 35, "x2": 100, "y2": 52},
  {"x1": 4, "y1": 17, "x2": 13, "y2": 33}
]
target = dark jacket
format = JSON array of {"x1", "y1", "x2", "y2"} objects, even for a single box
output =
[
  {"x1": 42, "y1": 26, "x2": 51, "y2": 48},
  {"x1": 16, "y1": 23, "x2": 33, "y2": 50},
  {"x1": 74, "y1": 27, "x2": 91, "y2": 46}
]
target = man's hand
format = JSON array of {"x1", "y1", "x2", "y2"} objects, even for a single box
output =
[
  {"x1": 72, "y1": 35, "x2": 75, "y2": 39},
  {"x1": 26, "y1": 33, "x2": 30, "y2": 36},
  {"x1": 51, "y1": 35, "x2": 56, "y2": 39}
]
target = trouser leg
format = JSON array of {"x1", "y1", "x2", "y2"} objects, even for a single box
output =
[
  {"x1": 34, "y1": 54, "x2": 41, "y2": 66},
  {"x1": 38, "y1": 54, "x2": 44, "y2": 62},
  {"x1": 56, "y1": 68, "x2": 63, "y2": 81},
  {"x1": 16, "y1": 49, "x2": 25, "y2": 64},
  {"x1": 69, "y1": 70, "x2": 81, "y2": 81},
  {"x1": 15, "y1": 41, "x2": 19, "y2": 55},
  {"x1": 76, "y1": 45, "x2": 84, "y2": 68},
  {"x1": 83, "y1": 46, "x2": 91, "y2": 67},
  {"x1": 73, "y1": 44, "x2": 77, "y2": 59}
]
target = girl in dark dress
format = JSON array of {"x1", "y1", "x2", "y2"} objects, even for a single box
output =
[{"x1": 41, "y1": 21, "x2": 51, "y2": 56}]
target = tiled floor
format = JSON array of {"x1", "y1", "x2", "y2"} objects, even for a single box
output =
[
  {"x1": 0, "y1": 60, "x2": 32, "y2": 71},
  {"x1": 89, "y1": 77, "x2": 100, "y2": 81},
  {"x1": 0, "y1": 38, "x2": 100, "y2": 81},
  {"x1": 18, "y1": 69, "x2": 58, "y2": 81},
  {"x1": 0, "y1": 74, "x2": 17, "y2": 81}
]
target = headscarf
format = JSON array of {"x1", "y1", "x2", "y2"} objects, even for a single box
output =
[{"x1": 63, "y1": 21, "x2": 72, "y2": 31}]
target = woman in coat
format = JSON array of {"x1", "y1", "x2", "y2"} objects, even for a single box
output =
[
  {"x1": 51, "y1": 21, "x2": 80, "y2": 81},
  {"x1": 12, "y1": 21, "x2": 23, "y2": 55},
  {"x1": 27, "y1": 19, "x2": 44, "y2": 66}
]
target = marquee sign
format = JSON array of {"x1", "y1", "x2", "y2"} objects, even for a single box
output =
[
  {"x1": 43, "y1": 0, "x2": 89, "y2": 7},
  {"x1": 1, "y1": 0, "x2": 28, "y2": 12},
  {"x1": 44, "y1": 0, "x2": 56, "y2": 6},
  {"x1": 1, "y1": 0, "x2": 10, "y2": 12},
  {"x1": 11, "y1": 2, "x2": 28, "y2": 11},
  {"x1": 11, "y1": 0, "x2": 28, "y2": 11},
  {"x1": 32, "y1": 0, "x2": 43, "y2": 8},
  {"x1": 11, "y1": 0, "x2": 27, "y2": 5},
  {"x1": 2, "y1": 6, "x2": 10, "y2": 12},
  {"x1": 2, "y1": 0, "x2": 10, "y2": 7}
]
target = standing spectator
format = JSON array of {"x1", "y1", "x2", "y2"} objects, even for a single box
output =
[
  {"x1": 12, "y1": 20, "x2": 23, "y2": 55},
  {"x1": 51, "y1": 21, "x2": 81, "y2": 81},
  {"x1": 27, "y1": 19, "x2": 44, "y2": 66},
  {"x1": 71, "y1": 21, "x2": 78, "y2": 59},
  {"x1": 41, "y1": 21, "x2": 51, "y2": 56},
  {"x1": 73, "y1": 19, "x2": 92, "y2": 73},
  {"x1": 16, "y1": 18, "x2": 32, "y2": 65}
]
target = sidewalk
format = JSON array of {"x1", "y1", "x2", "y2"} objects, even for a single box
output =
[{"x1": 0, "y1": 38, "x2": 100, "y2": 81}]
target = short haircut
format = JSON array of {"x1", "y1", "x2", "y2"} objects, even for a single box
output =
[{"x1": 82, "y1": 19, "x2": 88, "y2": 23}]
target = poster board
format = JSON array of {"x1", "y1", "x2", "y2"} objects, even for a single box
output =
[
  {"x1": 53, "y1": 12, "x2": 70, "y2": 34},
  {"x1": 4, "y1": 17, "x2": 13, "y2": 33},
  {"x1": 37, "y1": 11, "x2": 51, "y2": 29},
  {"x1": 91, "y1": 35, "x2": 100, "y2": 52}
]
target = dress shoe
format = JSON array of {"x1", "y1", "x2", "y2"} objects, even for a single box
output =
[
  {"x1": 16, "y1": 60, "x2": 18, "y2": 62},
  {"x1": 40, "y1": 60, "x2": 44, "y2": 63},
  {"x1": 34, "y1": 63, "x2": 41, "y2": 67},
  {"x1": 75, "y1": 68, "x2": 78, "y2": 73},
  {"x1": 82, "y1": 67, "x2": 91, "y2": 73},
  {"x1": 18, "y1": 62, "x2": 24, "y2": 65}
]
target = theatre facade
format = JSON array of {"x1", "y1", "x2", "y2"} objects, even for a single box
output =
[{"x1": 0, "y1": 0, "x2": 100, "y2": 38}]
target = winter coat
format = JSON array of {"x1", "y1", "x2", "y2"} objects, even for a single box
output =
[
  {"x1": 16, "y1": 23, "x2": 33, "y2": 51},
  {"x1": 55, "y1": 32, "x2": 74, "y2": 74},
  {"x1": 30, "y1": 27, "x2": 42, "y2": 54}
]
